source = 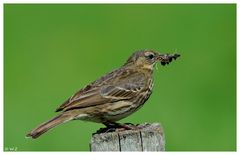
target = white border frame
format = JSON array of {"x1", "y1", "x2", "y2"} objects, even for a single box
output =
[{"x1": 0, "y1": 0, "x2": 238, "y2": 154}]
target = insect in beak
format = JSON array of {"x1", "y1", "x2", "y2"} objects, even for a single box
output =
[{"x1": 158, "y1": 53, "x2": 180, "y2": 66}]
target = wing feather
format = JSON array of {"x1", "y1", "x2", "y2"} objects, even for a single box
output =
[{"x1": 56, "y1": 70, "x2": 146, "y2": 112}]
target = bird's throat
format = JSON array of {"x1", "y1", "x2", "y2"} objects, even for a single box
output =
[{"x1": 142, "y1": 64, "x2": 154, "y2": 70}]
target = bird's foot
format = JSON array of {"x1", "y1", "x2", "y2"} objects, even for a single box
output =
[
  {"x1": 99, "y1": 122, "x2": 139, "y2": 133},
  {"x1": 95, "y1": 127, "x2": 117, "y2": 134},
  {"x1": 93, "y1": 122, "x2": 140, "y2": 135},
  {"x1": 116, "y1": 123, "x2": 139, "y2": 130}
]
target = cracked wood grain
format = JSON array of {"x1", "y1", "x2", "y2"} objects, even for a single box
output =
[{"x1": 90, "y1": 122, "x2": 165, "y2": 151}]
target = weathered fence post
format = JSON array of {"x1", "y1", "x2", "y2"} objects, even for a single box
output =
[{"x1": 90, "y1": 122, "x2": 165, "y2": 151}]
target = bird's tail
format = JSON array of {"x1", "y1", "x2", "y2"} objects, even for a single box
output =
[{"x1": 26, "y1": 114, "x2": 72, "y2": 139}]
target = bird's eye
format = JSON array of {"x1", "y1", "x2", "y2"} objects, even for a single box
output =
[{"x1": 146, "y1": 54, "x2": 154, "y2": 59}]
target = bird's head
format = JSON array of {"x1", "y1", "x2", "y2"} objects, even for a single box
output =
[{"x1": 125, "y1": 49, "x2": 180, "y2": 70}]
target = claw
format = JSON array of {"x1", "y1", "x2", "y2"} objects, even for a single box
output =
[{"x1": 94, "y1": 122, "x2": 140, "y2": 134}]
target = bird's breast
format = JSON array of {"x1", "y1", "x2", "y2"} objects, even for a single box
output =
[{"x1": 133, "y1": 78, "x2": 154, "y2": 106}]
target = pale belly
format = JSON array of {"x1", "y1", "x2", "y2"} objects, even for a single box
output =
[
  {"x1": 73, "y1": 101, "x2": 144, "y2": 123},
  {"x1": 102, "y1": 101, "x2": 144, "y2": 122}
]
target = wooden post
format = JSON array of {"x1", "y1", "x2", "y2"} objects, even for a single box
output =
[{"x1": 90, "y1": 122, "x2": 165, "y2": 151}]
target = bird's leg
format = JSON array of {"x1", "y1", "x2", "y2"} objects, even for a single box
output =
[
  {"x1": 119, "y1": 123, "x2": 139, "y2": 130},
  {"x1": 94, "y1": 122, "x2": 117, "y2": 134},
  {"x1": 103, "y1": 121, "x2": 119, "y2": 128},
  {"x1": 103, "y1": 121, "x2": 138, "y2": 130},
  {"x1": 125, "y1": 122, "x2": 137, "y2": 126},
  {"x1": 103, "y1": 121, "x2": 124, "y2": 131}
]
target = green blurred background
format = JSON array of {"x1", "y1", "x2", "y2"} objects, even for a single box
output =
[{"x1": 4, "y1": 4, "x2": 236, "y2": 151}]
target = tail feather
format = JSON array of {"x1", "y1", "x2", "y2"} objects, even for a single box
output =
[{"x1": 26, "y1": 114, "x2": 72, "y2": 139}]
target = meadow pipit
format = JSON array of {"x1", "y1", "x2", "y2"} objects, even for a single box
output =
[{"x1": 26, "y1": 49, "x2": 180, "y2": 139}]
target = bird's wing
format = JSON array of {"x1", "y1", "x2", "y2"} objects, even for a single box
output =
[{"x1": 56, "y1": 71, "x2": 146, "y2": 112}]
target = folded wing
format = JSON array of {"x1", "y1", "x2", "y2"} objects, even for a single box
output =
[{"x1": 56, "y1": 71, "x2": 146, "y2": 112}]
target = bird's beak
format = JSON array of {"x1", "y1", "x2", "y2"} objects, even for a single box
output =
[{"x1": 157, "y1": 53, "x2": 180, "y2": 66}]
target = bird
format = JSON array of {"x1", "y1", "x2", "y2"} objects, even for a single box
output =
[{"x1": 26, "y1": 49, "x2": 180, "y2": 139}]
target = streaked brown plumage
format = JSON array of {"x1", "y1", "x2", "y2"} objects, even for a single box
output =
[{"x1": 26, "y1": 49, "x2": 180, "y2": 139}]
